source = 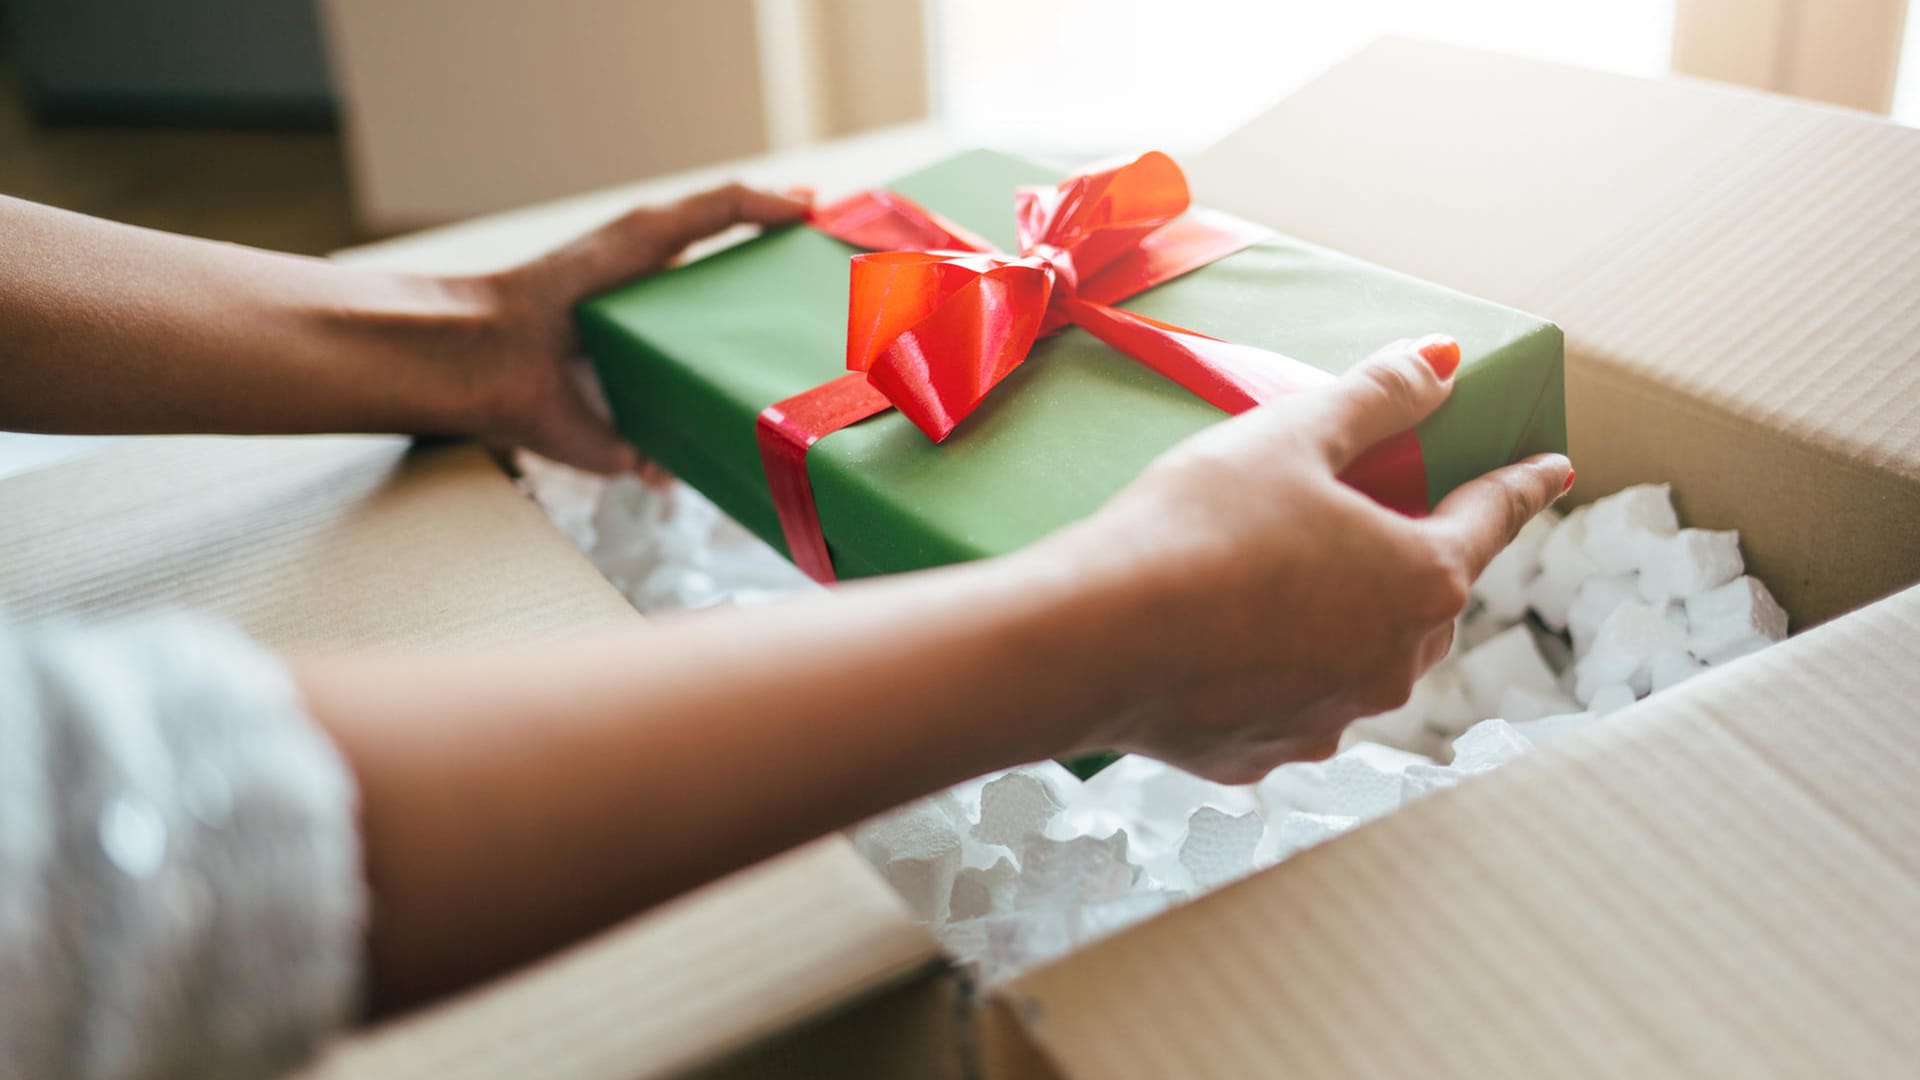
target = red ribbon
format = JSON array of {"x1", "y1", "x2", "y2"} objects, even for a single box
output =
[{"x1": 756, "y1": 151, "x2": 1427, "y2": 583}]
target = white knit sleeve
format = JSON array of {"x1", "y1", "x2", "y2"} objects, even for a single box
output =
[{"x1": 0, "y1": 610, "x2": 365, "y2": 1080}]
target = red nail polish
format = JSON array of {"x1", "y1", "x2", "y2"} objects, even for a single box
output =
[
  {"x1": 1562, "y1": 468, "x2": 1577, "y2": 495},
  {"x1": 1415, "y1": 335, "x2": 1461, "y2": 381}
]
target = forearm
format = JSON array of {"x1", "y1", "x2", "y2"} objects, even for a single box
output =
[
  {"x1": 0, "y1": 195, "x2": 487, "y2": 436},
  {"x1": 290, "y1": 542, "x2": 1141, "y2": 1013}
]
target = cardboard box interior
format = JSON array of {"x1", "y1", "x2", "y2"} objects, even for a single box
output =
[
  {"x1": 542, "y1": 39, "x2": 1920, "y2": 1078},
  {"x1": 1193, "y1": 37, "x2": 1920, "y2": 629},
  {"x1": 5, "y1": 38, "x2": 1919, "y2": 1080}
]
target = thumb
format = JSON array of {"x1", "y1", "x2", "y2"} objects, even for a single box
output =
[
  {"x1": 522, "y1": 375, "x2": 642, "y2": 475},
  {"x1": 1302, "y1": 335, "x2": 1459, "y2": 470}
]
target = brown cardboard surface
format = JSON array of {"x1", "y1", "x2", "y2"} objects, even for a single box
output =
[
  {"x1": 309, "y1": 836, "x2": 944, "y2": 1080},
  {"x1": 1190, "y1": 37, "x2": 1920, "y2": 627},
  {"x1": 0, "y1": 433, "x2": 950, "y2": 1076},
  {"x1": 12, "y1": 55, "x2": 1920, "y2": 1080},
  {"x1": 0, "y1": 435, "x2": 633, "y2": 645},
  {"x1": 1004, "y1": 585, "x2": 1920, "y2": 1078}
]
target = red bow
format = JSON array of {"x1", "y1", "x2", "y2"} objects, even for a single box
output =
[{"x1": 757, "y1": 152, "x2": 1427, "y2": 583}]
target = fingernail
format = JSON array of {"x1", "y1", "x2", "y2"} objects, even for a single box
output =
[
  {"x1": 1561, "y1": 467, "x2": 1577, "y2": 495},
  {"x1": 1414, "y1": 334, "x2": 1460, "y2": 381},
  {"x1": 783, "y1": 185, "x2": 815, "y2": 204}
]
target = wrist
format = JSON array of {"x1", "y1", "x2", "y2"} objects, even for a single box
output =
[
  {"x1": 314, "y1": 267, "x2": 507, "y2": 437},
  {"x1": 990, "y1": 525, "x2": 1183, "y2": 760}
]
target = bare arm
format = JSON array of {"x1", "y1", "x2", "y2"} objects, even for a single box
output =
[
  {"x1": 0, "y1": 193, "x2": 1570, "y2": 1018},
  {"x1": 294, "y1": 548, "x2": 1116, "y2": 1013},
  {"x1": 0, "y1": 185, "x2": 809, "y2": 472},
  {"x1": 292, "y1": 342, "x2": 1572, "y2": 1015}
]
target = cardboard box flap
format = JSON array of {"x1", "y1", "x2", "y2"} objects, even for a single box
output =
[
  {"x1": 310, "y1": 835, "x2": 943, "y2": 1079},
  {"x1": 0, "y1": 435, "x2": 633, "y2": 645},
  {"x1": 0, "y1": 434, "x2": 947, "y2": 1076},
  {"x1": 1190, "y1": 38, "x2": 1920, "y2": 627},
  {"x1": 1001, "y1": 587, "x2": 1920, "y2": 1078}
]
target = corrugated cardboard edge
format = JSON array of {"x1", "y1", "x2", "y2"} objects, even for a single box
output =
[
  {"x1": 1190, "y1": 37, "x2": 1920, "y2": 627},
  {"x1": 1000, "y1": 586, "x2": 1920, "y2": 1078},
  {"x1": 308, "y1": 836, "x2": 945, "y2": 1080},
  {"x1": 0, "y1": 435, "x2": 634, "y2": 646},
  {"x1": 0, "y1": 434, "x2": 960, "y2": 1077}
]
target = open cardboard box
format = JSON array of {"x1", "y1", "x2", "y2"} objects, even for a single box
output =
[
  {"x1": 5, "y1": 39, "x2": 1916, "y2": 1079},
  {"x1": 309, "y1": 40, "x2": 1920, "y2": 1078}
]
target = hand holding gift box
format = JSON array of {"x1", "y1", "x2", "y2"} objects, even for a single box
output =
[{"x1": 581, "y1": 150, "x2": 1566, "y2": 584}]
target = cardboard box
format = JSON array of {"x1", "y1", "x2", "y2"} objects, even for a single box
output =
[
  {"x1": 9, "y1": 42, "x2": 1920, "y2": 1079},
  {"x1": 0, "y1": 437, "x2": 634, "y2": 644},
  {"x1": 322, "y1": 42, "x2": 1920, "y2": 1078},
  {"x1": 1192, "y1": 37, "x2": 1920, "y2": 628}
]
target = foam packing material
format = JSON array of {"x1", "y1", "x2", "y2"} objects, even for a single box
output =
[{"x1": 518, "y1": 457, "x2": 1793, "y2": 986}]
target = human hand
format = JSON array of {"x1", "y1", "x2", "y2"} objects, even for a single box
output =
[
  {"x1": 1039, "y1": 336, "x2": 1573, "y2": 783},
  {"x1": 449, "y1": 183, "x2": 810, "y2": 473}
]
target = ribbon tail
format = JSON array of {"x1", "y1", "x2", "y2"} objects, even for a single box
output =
[
  {"x1": 1065, "y1": 299, "x2": 1331, "y2": 411},
  {"x1": 1074, "y1": 209, "x2": 1269, "y2": 307},
  {"x1": 757, "y1": 372, "x2": 895, "y2": 582},
  {"x1": 809, "y1": 191, "x2": 994, "y2": 254},
  {"x1": 1340, "y1": 431, "x2": 1429, "y2": 518},
  {"x1": 1066, "y1": 299, "x2": 1430, "y2": 517}
]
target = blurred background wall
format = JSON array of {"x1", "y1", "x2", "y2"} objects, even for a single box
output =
[{"x1": 0, "y1": 0, "x2": 1914, "y2": 254}]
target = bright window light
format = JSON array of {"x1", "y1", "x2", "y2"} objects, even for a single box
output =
[
  {"x1": 1894, "y1": 0, "x2": 1920, "y2": 127},
  {"x1": 931, "y1": 0, "x2": 1677, "y2": 157}
]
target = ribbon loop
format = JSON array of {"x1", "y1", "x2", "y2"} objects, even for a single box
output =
[
  {"x1": 757, "y1": 151, "x2": 1429, "y2": 583},
  {"x1": 820, "y1": 151, "x2": 1232, "y2": 441},
  {"x1": 1016, "y1": 151, "x2": 1190, "y2": 281},
  {"x1": 861, "y1": 257, "x2": 1053, "y2": 442}
]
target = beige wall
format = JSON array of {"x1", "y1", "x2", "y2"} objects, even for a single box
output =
[
  {"x1": 814, "y1": 0, "x2": 930, "y2": 137},
  {"x1": 1672, "y1": 0, "x2": 1910, "y2": 113},
  {"x1": 321, "y1": 0, "x2": 928, "y2": 232}
]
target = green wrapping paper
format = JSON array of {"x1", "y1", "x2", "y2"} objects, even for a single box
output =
[{"x1": 578, "y1": 149, "x2": 1565, "y2": 581}]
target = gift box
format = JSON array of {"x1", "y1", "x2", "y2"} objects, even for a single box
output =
[{"x1": 578, "y1": 150, "x2": 1565, "y2": 582}]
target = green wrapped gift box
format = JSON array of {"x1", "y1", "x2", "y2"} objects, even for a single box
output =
[{"x1": 578, "y1": 150, "x2": 1565, "y2": 580}]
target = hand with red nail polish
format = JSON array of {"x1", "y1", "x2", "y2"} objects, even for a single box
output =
[{"x1": 1037, "y1": 336, "x2": 1574, "y2": 783}]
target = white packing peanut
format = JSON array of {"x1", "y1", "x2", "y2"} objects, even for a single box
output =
[
  {"x1": 1574, "y1": 601, "x2": 1687, "y2": 704},
  {"x1": 1587, "y1": 683, "x2": 1639, "y2": 715},
  {"x1": 1686, "y1": 576, "x2": 1789, "y2": 664},
  {"x1": 1400, "y1": 763, "x2": 1469, "y2": 802},
  {"x1": 1647, "y1": 649, "x2": 1709, "y2": 693},
  {"x1": 1473, "y1": 508, "x2": 1559, "y2": 620},
  {"x1": 1637, "y1": 528, "x2": 1744, "y2": 604},
  {"x1": 1510, "y1": 711, "x2": 1601, "y2": 747},
  {"x1": 1529, "y1": 506, "x2": 1603, "y2": 631},
  {"x1": 855, "y1": 802, "x2": 964, "y2": 925},
  {"x1": 972, "y1": 769, "x2": 1069, "y2": 847},
  {"x1": 1178, "y1": 807, "x2": 1265, "y2": 889},
  {"x1": 1498, "y1": 683, "x2": 1583, "y2": 724},
  {"x1": 1458, "y1": 624, "x2": 1562, "y2": 717},
  {"x1": 1255, "y1": 811, "x2": 1361, "y2": 862},
  {"x1": 1568, "y1": 574, "x2": 1640, "y2": 658},
  {"x1": 1580, "y1": 483, "x2": 1679, "y2": 575},
  {"x1": 948, "y1": 857, "x2": 1020, "y2": 922},
  {"x1": 1450, "y1": 718, "x2": 1534, "y2": 771}
]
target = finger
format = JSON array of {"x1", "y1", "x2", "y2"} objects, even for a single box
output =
[
  {"x1": 1304, "y1": 334, "x2": 1460, "y2": 470},
  {"x1": 637, "y1": 460, "x2": 676, "y2": 489},
  {"x1": 535, "y1": 183, "x2": 810, "y2": 299},
  {"x1": 1416, "y1": 619, "x2": 1457, "y2": 671},
  {"x1": 644, "y1": 182, "x2": 812, "y2": 262},
  {"x1": 1426, "y1": 453, "x2": 1574, "y2": 579},
  {"x1": 525, "y1": 382, "x2": 643, "y2": 476}
]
